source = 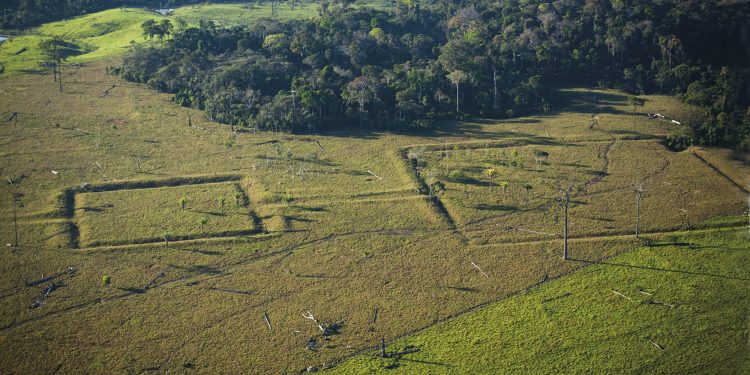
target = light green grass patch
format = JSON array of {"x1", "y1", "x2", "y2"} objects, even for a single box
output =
[
  {"x1": 0, "y1": 1, "x2": 391, "y2": 75},
  {"x1": 329, "y1": 229, "x2": 750, "y2": 373}
]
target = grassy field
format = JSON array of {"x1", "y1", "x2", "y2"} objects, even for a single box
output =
[
  {"x1": 76, "y1": 181, "x2": 257, "y2": 247},
  {"x1": 330, "y1": 228, "x2": 750, "y2": 373},
  {"x1": 420, "y1": 139, "x2": 746, "y2": 245},
  {"x1": 0, "y1": 1, "x2": 394, "y2": 75},
  {"x1": 0, "y1": 18, "x2": 747, "y2": 371}
]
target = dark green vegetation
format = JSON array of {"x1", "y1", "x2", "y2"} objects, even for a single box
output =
[
  {"x1": 332, "y1": 229, "x2": 750, "y2": 373},
  {"x1": 116, "y1": 0, "x2": 750, "y2": 150}
]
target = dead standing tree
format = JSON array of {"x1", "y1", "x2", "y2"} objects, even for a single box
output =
[
  {"x1": 555, "y1": 182, "x2": 575, "y2": 260},
  {"x1": 631, "y1": 180, "x2": 645, "y2": 238},
  {"x1": 6, "y1": 178, "x2": 22, "y2": 249}
]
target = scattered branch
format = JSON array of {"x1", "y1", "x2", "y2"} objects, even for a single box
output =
[
  {"x1": 302, "y1": 311, "x2": 325, "y2": 331},
  {"x1": 471, "y1": 261, "x2": 490, "y2": 278},
  {"x1": 264, "y1": 312, "x2": 273, "y2": 331},
  {"x1": 611, "y1": 290, "x2": 633, "y2": 302},
  {"x1": 367, "y1": 170, "x2": 383, "y2": 180},
  {"x1": 648, "y1": 338, "x2": 666, "y2": 351}
]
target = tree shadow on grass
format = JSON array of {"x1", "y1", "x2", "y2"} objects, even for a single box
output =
[
  {"x1": 117, "y1": 287, "x2": 146, "y2": 294},
  {"x1": 569, "y1": 258, "x2": 750, "y2": 282},
  {"x1": 474, "y1": 203, "x2": 518, "y2": 212},
  {"x1": 77, "y1": 204, "x2": 113, "y2": 213},
  {"x1": 396, "y1": 357, "x2": 455, "y2": 368},
  {"x1": 444, "y1": 285, "x2": 479, "y2": 293},
  {"x1": 452, "y1": 177, "x2": 494, "y2": 187},
  {"x1": 176, "y1": 248, "x2": 224, "y2": 256}
]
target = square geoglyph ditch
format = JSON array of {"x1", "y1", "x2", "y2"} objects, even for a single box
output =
[{"x1": 74, "y1": 181, "x2": 258, "y2": 247}]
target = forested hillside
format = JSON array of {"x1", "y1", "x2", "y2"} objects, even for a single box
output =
[{"x1": 112, "y1": 0, "x2": 749, "y2": 150}]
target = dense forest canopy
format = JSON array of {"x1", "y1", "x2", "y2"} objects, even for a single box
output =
[{"x1": 24, "y1": 0, "x2": 750, "y2": 150}]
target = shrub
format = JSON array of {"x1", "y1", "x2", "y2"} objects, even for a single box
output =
[
  {"x1": 448, "y1": 170, "x2": 467, "y2": 182},
  {"x1": 664, "y1": 133, "x2": 692, "y2": 151}
]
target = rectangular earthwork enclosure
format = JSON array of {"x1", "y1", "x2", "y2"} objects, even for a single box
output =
[{"x1": 75, "y1": 180, "x2": 258, "y2": 247}]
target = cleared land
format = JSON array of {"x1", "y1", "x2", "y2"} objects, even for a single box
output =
[
  {"x1": 0, "y1": 6, "x2": 748, "y2": 374},
  {"x1": 420, "y1": 139, "x2": 746, "y2": 245},
  {"x1": 76, "y1": 180, "x2": 257, "y2": 247}
]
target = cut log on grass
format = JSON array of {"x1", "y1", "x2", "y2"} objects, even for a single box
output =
[
  {"x1": 302, "y1": 311, "x2": 325, "y2": 331},
  {"x1": 264, "y1": 312, "x2": 272, "y2": 331},
  {"x1": 471, "y1": 261, "x2": 490, "y2": 278},
  {"x1": 612, "y1": 290, "x2": 633, "y2": 302},
  {"x1": 367, "y1": 170, "x2": 383, "y2": 180},
  {"x1": 649, "y1": 338, "x2": 665, "y2": 351}
]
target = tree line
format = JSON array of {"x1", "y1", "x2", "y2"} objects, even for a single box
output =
[{"x1": 109, "y1": 0, "x2": 748, "y2": 150}]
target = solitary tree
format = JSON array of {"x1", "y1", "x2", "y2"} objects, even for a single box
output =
[
  {"x1": 498, "y1": 181, "x2": 510, "y2": 196},
  {"x1": 218, "y1": 197, "x2": 226, "y2": 212},
  {"x1": 38, "y1": 37, "x2": 66, "y2": 91},
  {"x1": 533, "y1": 150, "x2": 549, "y2": 170},
  {"x1": 484, "y1": 168, "x2": 496, "y2": 188},
  {"x1": 199, "y1": 216, "x2": 208, "y2": 231},
  {"x1": 446, "y1": 70, "x2": 470, "y2": 113},
  {"x1": 179, "y1": 196, "x2": 187, "y2": 210},
  {"x1": 631, "y1": 180, "x2": 645, "y2": 238},
  {"x1": 522, "y1": 183, "x2": 533, "y2": 203}
]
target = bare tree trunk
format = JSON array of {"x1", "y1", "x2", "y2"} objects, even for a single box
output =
[
  {"x1": 58, "y1": 63, "x2": 62, "y2": 93},
  {"x1": 12, "y1": 192, "x2": 19, "y2": 248},
  {"x1": 563, "y1": 193, "x2": 569, "y2": 260},
  {"x1": 493, "y1": 67, "x2": 498, "y2": 116},
  {"x1": 636, "y1": 193, "x2": 641, "y2": 238},
  {"x1": 455, "y1": 83, "x2": 459, "y2": 113}
]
